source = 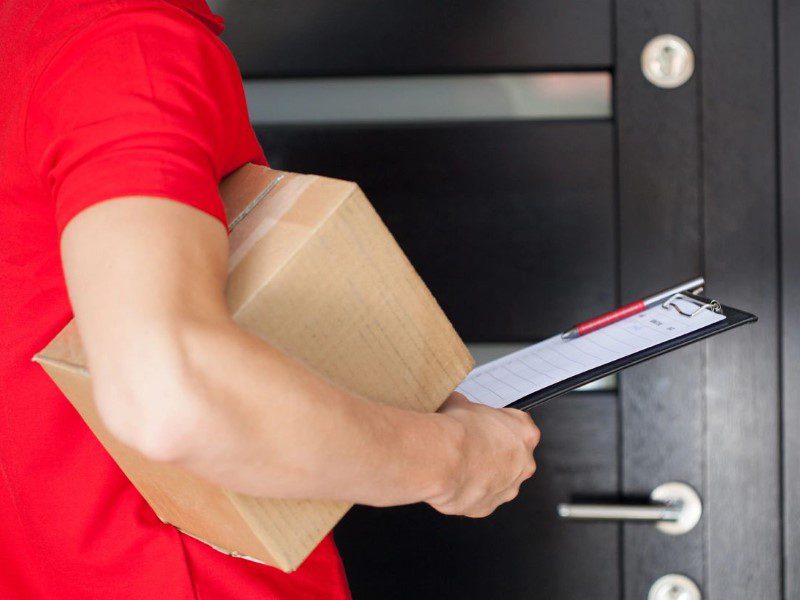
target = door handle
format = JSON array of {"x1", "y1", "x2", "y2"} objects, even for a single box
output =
[{"x1": 557, "y1": 481, "x2": 702, "y2": 535}]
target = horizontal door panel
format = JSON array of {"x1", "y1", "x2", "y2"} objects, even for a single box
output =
[
  {"x1": 213, "y1": 1, "x2": 612, "y2": 76},
  {"x1": 334, "y1": 393, "x2": 620, "y2": 599},
  {"x1": 257, "y1": 121, "x2": 616, "y2": 341}
]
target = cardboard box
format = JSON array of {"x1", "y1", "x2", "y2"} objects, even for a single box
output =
[{"x1": 34, "y1": 164, "x2": 474, "y2": 572}]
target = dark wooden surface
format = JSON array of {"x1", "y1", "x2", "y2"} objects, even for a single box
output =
[
  {"x1": 225, "y1": 2, "x2": 793, "y2": 597},
  {"x1": 779, "y1": 1, "x2": 800, "y2": 596},
  {"x1": 334, "y1": 394, "x2": 620, "y2": 600},
  {"x1": 615, "y1": 2, "x2": 705, "y2": 597},
  {"x1": 701, "y1": 1, "x2": 782, "y2": 598},
  {"x1": 213, "y1": 1, "x2": 612, "y2": 77},
  {"x1": 257, "y1": 121, "x2": 616, "y2": 342}
]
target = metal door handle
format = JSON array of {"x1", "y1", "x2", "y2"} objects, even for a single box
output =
[
  {"x1": 557, "y1": 503, "x2": 681, "y2": 522},
  {"x1": 557, "y1": 481, "x2": 702, "y2": 535}
]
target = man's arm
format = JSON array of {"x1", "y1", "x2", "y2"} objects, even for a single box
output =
[{"x1": 61, "y1": 197, "x2": 539, "y2": 517}]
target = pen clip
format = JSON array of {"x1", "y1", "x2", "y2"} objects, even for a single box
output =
[{"x1": 662, "y1": 293, "x2": 722, "y2": 317}]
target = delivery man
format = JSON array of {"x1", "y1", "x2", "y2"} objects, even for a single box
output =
[{"x1": 0, "y1": 1, "x2": 540, "y2": 597}]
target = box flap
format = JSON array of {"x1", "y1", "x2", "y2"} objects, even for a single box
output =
[{"x1": 33, "y1": 320, "x2": 87, "y2": 374}]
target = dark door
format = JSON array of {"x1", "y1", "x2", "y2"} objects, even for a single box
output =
[{"x1": 212, "y1": 2, "x2": 785, "y2": 598}]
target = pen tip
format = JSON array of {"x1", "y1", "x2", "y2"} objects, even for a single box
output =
[{"x1": 561, "y1": 328, "x2": 579, "y2": 340}]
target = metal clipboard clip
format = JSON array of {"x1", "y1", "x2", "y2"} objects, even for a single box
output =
[{"x1": 662, "y1": 293, "x2": 723, "y2": 317}]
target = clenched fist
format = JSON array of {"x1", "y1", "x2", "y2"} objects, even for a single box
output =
[{"x1": 428, "y1": 392, "x2": 540, "y2": 518}]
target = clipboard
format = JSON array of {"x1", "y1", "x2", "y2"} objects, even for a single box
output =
[{"x1": 457, "y1": 293, "x2": 757, "y2": 413}]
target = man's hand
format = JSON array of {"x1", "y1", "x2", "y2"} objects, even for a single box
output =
[{"x1": 430, "y1": 392, "x2": 540, "y2": 518}]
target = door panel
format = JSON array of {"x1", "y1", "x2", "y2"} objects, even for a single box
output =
[
  {"x1": 614, "y1": 2, "x2": 705, "y2": 596},
  {"x1": 334, "y1": 394, "x2": 619, "y2": 599},
  {"x1": 701, "y1": 1, "x2": 781, "y2": 597},
  {"x1": 214, "y1": 1, "x2": 612, "y2": 77},
  {"x1": 779, "y1": 1, "x2": 800, "y2": 597},
  {"x1": 257, "y1": 121, "x2": 615, "y2": 341}
]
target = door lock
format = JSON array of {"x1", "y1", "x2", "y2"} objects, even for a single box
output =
[
  {"x1": 648, "y1": 574, "x2": 702, "y2": 600},
  {"x1": 641, "y1": 34, "x2": 695, "y2": 89},
  {"x1": 557, "y1": 481, "x2": 702, "y2": 535}
]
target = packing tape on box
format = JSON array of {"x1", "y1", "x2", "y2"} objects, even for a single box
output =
[
  {"x1": 227, "y1": 174, "x2": 316, "y2": 272},
  {"x1": 227, "y1": 174, "x2": 286, "y2": 232}
]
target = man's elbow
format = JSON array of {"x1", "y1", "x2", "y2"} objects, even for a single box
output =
[{"x1": 89, "y1": 339, "x2": 208, "y2": 464}]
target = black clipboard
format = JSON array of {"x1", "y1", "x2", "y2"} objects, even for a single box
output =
[{"x1": 506, "y1": 294, "x2": 757, "y2": 413}]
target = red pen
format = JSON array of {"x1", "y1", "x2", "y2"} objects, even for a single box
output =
[{"x1": 561, "y1": 277, "x2": 705, "y2": 340}]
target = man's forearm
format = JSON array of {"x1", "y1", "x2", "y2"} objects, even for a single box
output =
[
  {"x1": 103, "y1": 314, "x2": 461, "y2": 506},
  {"x1": 63, "y1": 198, "x2": 538, "y2": 519},
  {"x1": 61, "y1": 198, "x2": 460, "y2": 507}
]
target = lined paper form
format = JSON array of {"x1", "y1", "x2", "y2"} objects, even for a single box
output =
[{"x1": 456, "y1": 297, "x2": 726, "y2": 408}]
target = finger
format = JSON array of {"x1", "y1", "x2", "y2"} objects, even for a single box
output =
[
  {"x1": 498, "y1": 486, "x2": 520, "y2": 505},
  {"x1": 430, "y1": 503, "x2": 461, "y2": 517},
  {"x1": 501, "y1": 407, "x2": 529, "y2": 420},
  {"x1": 503, "y1": 407, "x2": 535, "y2": 423},
  {"x1": 526, "y1": 421, "x2": 541, "y2": 449},
  {"x1": 502, "y1": 409, "x2": 540, "y2": 442},
  {"x1": 431, "y1": 495, "x2": 493, "y2": 518},
  {"x1": 512, "y1": 457, "x2": 537, "y2": 486},
  {"x1": 491, "y1": 481, "x2": 526, "y2": 510},
  {"x1": 464, "y1": 503, "x2": 498, "y2": 519},
  {"x1": 512, "y1": 415, "x2": 540, "y2": 450},
  {"x1": 429, "y1": 497, "x2": 472, "y2": 516}
]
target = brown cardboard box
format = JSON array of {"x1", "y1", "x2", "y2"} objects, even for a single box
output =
[{"x1": 33, "y1": 164, "x2": 474, "y2": 572}]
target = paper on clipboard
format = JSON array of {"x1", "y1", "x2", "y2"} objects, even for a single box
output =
[{"x1": 456, "y1": 295, "x2": 726, "y2": 409}]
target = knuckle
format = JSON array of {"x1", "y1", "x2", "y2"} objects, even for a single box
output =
[
  {"x1": 473, "y1": 505, "x2": 496, "y2": 519},
  {"x1": 430, "y1": 498, "x2": 468, "y2": 516},
  {"x1": 429, "y1": 502, "x2": 455, "y2": 515},
  {"x1": 475, "y1": 483, "x2": 492, "y2": 500},
  {"x1": 463, "y1": 498, "x2": 499, "y2": 518},
  {"x1": 503, "y1": 408, "x2": 528, "y2": 425},
  {"x1": 522, "y1": 459, "x2": 537, "y2": 480},
  {"x1": 445, "y1": 504, "x2": 468, "y2": 517},
  {"x1": 510, "y1": 408, "x2": 531, "y2": 424},
  {"x1": 526, "y1": 423, "x2": 541, "y2": 447},
  {"x1": 461, "y1": 506, "x2": 480, "y2": 518},
  {"x1": 522, "y1": 431, "x2": 535, "y2": 448}
]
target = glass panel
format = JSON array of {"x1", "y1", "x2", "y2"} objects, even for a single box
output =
[{"x1": 245, "y1": 72, "x2": 612, "y2": 124}]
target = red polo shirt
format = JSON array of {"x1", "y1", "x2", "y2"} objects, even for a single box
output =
[{"x1": 0, "y1": 1, "x2": 350, "y2": 597}]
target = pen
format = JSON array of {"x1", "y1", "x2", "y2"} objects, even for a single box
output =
[{"x1": 561, "y1": 277, "x2": 705, "y2": 340}]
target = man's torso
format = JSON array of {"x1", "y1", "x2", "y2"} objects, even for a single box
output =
[{"x1": 0, "y1": 2, "x2": 349, "y2": 597}]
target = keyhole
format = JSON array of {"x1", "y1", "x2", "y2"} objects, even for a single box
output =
[
  {"x1": 641, "y1": 34, "x2": 695, "y2": 89},
  {"x1": 667, "y1": 584, "x2": 688, "y2": 600},
  {"x1": 658, "y1": 46, "x2": 676, "y2": 76}
]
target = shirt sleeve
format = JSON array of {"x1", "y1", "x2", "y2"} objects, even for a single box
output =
[{"x1": 26, "y1": 5, "x2": 250, "y2": 234}]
